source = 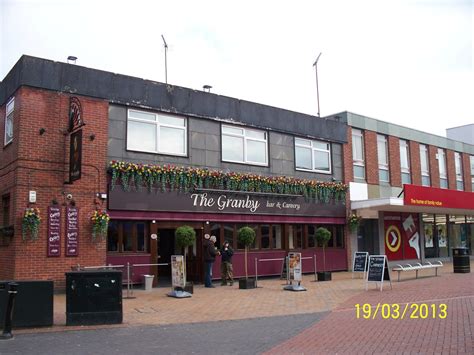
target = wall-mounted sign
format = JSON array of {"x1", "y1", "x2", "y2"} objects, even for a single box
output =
[
  {"x1": 151, "y1": 234, "x2": 158, "y2": 240},
  {"x1": 29, "y1": 191, "x2": 37, "y2": 203},
  {"x1": 66, "y1": 207, "x2": 79, "y2": 256},
  {"x1": 68, "y1": 97, "x2": 84, "y2": 132},
  {"x1": 47, "y1": 206, "x2": 61, "y2": 257},
  {"x1": 69, "y1": 129, "x2": 82, "y2": 182},
  {"x1": 384, "y1": 213, "x2": 420, "y2": 261},
  {"x1": 404, "y1": 184, "x2": 474, "y2": 210}
]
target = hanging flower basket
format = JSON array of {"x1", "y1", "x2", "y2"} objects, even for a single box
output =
[
  {"x1": 22, "y1": 208, "x2": 41, "y2": 241},
  {"x1": 348, "y1": 213, "x2": 362, "y2": 232},
  {"x1": 91, "y1": 210, "x2": 110, "y2": 241}
]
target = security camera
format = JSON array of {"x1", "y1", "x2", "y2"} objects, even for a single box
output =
[{"x1": 66, "y1": 193, "x2": 73, "y2": 200}]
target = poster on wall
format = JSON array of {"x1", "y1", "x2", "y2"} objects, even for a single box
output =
[
  {"x1": 384, "y1": 213, "x2": 420, "y2": 261},
  {"x1": 66, "y1": 207, "x2": 79, "y2": 256},
  {"x1": 288, "y1": 252, "x2": 302, "y2": 281},
  {"x1": 171, "y1": 255, "x2": 186, "y2": 288},
  {"x1": 47, "y1": 206, "x2": 61, "y2": 257}
]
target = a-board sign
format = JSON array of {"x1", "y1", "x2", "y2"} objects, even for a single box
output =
[
  {"x1": 366, "y1": 255, "x2": 392, "y2": 291},
  {"x1": 288, "y1": 253, "x2": 302, "y2": 281},
  {"x1": 171, "y1": 255, "x2": 185, "y2": 288},
  {"x1": 353, "y1": 252, "x2": 368, "y2": 272},
  {"x1": 280, "y1": 257, "x2": 288, "y2": 280}
]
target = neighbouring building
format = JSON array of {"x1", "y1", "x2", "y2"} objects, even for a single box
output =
[
  {"x1": 331, "y1": 111, "x2": 474, "y2": 263},
  {"x1": 0, "y1": 56, "x2": 350, "y2": 287}
]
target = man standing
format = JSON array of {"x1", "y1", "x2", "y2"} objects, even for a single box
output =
[
  {"x1": 203, "y1": 234, "x2": 218, "y2": 287},
  {"x1": 220, "y1": 240, "x2": 234, "y2": 286}
]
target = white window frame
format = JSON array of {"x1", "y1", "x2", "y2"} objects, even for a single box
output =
[
  {"x1": 377, "y1": 134, "x2": 389, "y2": 182},
  {"x1": 437, "y1": 148, "x2": 448, "y2": 189},
  {"x1": 454, "y1": 152, "x2": 463, "y2": 191},
  {"x1": 352, "y1": 129, "x2": 365, "y2": 179},
  {"x1": 295, "y1": 137, "x2": 332, "y2": 174},
  {"x1": 127, "y1": 109, "x2": 187, "y2": 156},
  {"x1": 221, "y1": 124, "x2": 268, "y2": 166},
  {"x1": 400, "y1": 139, "x2": 411, "y2": 184},
  {"x1": 4, "y1": 97, "x2": 14, "y2": 146},
  {"x1": 420, "y1": 144, "x2": 430, "y2": 186}
]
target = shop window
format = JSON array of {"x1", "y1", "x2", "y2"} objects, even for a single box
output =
[
  {"x1": 4, "y1": 97, "x2": 14, "y2": 146},
  {"x1": 136, "y1": 223, "x2": 147, "y2": 252},
  {"x1": 272, "y1": 225, "x2": 282, "y2": 249},
  {"x1": 352, "y1": 129, "x2": 365, "y2": 180},
  {"x1": 222, "y1": 125, "x2": 267, "y2": 165},
  {"x1": 107, "y1": 221, "x2": 149, "y2": 253},
  {"x1": 295, "y1": 138, "x2": 331, "y2": 173},
  {"x1": 436, "y1": 215, "x2": 448, "y2": 257},
  {"x1": 107, "y1": 221, "x2": 119, "y2": 252},
  {"x1": 223, "y1": 224, "x2": 234, "y2": 248},
  {"x1": 307, "y1": 225, "x2": 316, "y2": 248},
  {"x1": 437, "y1": 148, "x2": 448, "y2": 189},
  {"x1": 454, "y1": 152, "x2": 464, "y2": 191},
  {"x1": 288, "y1": 225, "x2": 303, "y2": 249},
  {"x1": 449, "y1": 215, "x2": 467, "y2": 249},
  {"x1": 2, "y1": 194, "x2": 10, "y2": 226},
  {"x1": 420, "y1": 144, "x2": 430, "y2": 186},
  {"x1": 127, "y1": 109, "x2": 187, "y2": 156},
  {"x1": 377, "y1": 135, "x2": 389, "y2": 183},
  {"x1": 261, "y1": 225, "x2": 270, "y2": 249},
  {"x1": 122, "y1": 222, "x2": 134, "y2": 252},
  {"x1": 400, "y1": 140, "x2": 411, "y2": 185},
  {"x1": 211, "y1": 223, "x2": 222, "y2": 248},
  {"x1": 334, "y1": 225, "x2": 344, "y2": 248}
]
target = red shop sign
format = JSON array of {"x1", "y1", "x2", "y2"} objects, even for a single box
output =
[{"x1": 404, "y1": 184, "x2": 474, "y2": 210}]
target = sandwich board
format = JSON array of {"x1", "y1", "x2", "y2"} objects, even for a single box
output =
[
  {"x1": 352, "y1": 252, "x2": 369, "y2": 279},
  {"x1": 366, "y1": 255, "x2": 392, "y2": 291}
]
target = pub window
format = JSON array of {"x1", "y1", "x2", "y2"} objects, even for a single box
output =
[
  {"x1": 377, "y1": 134, "x2": 389, "y2": 183},
  {"x1": 454, "y1": 152, "x2": 464, "y2": 191},
  {"x1": 288, "y1": 225, "x2": 303, "y2": 249},
  {"x1": 352, "y1": 129, "x2": 365, "y2": 179},
  {"x1": 400, "y1": 140, "x2": 411, "y2": 185},
  {"x1": 127, "y1": 109, "x2": 187, "y2": 156},
  {"x1": 107, "y1": 221, "x2": 119, "y2": 252},
  {"x1": 107, "y1": 221, "x2": 149, "y2": 253},
  {"x1": 211, "y1": 223, "x2": 222, "y2": 248},
  {"x1": 420, "y1": 144, "x2": 430, "y2": 186},
  {"x1": 307, "y1": 225, "x2": 316, "y2": 248},
  {"x1": 122, "y1": 222, "x2": 134, "y2": 252},
  {"x1": 272, "y1": 225, "x2": 282, "y2": 249},
  {"x1": 4, "y1": 97, "x2": 14, "y2": 146},
  {"x1": 437, "y1": 148, "x2": 448, "y2": 189},
  {"x1": 136, "y1": 223, "x2": 148, "y2": 252},
  {"x1": 2, "y1": 194, "x2": 10, "y2": 226},
  {"x1": 261, "y1": 225, "x2": 270, "y2": 249},
  {"x1": 223, "y1": 224, "x2": 235, "y2": 249},
  {"x1": 295, "y1": 138, "x2": 331, "y2": 173},
  {"x1": 221, "y1": 125, "x2": 268, "y2": 166}
]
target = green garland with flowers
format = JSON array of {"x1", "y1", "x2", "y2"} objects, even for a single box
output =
[
  {"x1": 22, "y1": 208, "x2": 41, "y2": 241},
  {"x1": 108, "y1": 161, "x2": 347, "y2": 203},
  {"x1": 91, "y1": 210, "x2": 110, "y2": 241}
]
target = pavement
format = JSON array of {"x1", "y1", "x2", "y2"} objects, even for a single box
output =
[{"x1": 1, "y1": 261, "x2": 473, "y2": 354}]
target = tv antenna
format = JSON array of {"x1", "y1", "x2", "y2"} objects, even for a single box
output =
[
  {"x1": 313, "y1": 52, "x2": 322, "y2": 117},
  {"x1": 161, "y1": 34, "x2": 168, "y2": 84}
]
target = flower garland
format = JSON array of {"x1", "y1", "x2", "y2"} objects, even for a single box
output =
[
  {"x1": 91, "y1": 210, "x2": 110, "y2": 241},
  {"x1": 108, "y1": 161, "x2": 348, "y2": 203},
  {"x1": 348, "y1": 213, "x2": 362, "y2": 232},
  {"x1": 22, "y1": 208, "x2": 41, "y2": 241}
]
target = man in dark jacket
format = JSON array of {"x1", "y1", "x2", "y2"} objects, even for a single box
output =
[
  {"x1": 203, "y1": 235, "x2": 218, "y2": 287},
  {"x1": 220, "y1": 240, "x2": 234, "y2": 286}
]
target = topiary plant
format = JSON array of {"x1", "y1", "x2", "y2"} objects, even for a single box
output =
[
  {"x1": 237, "y1": 226, "x2": 256, "y2": 279},
  {"x1": 175, "y1": 225, "x2": 196, "y2": 282},
  {"x1": 315, "y1": 227, "x2": 331, "y2": 272}
]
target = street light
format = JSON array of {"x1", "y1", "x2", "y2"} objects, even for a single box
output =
[
  {"x1": 161, "y1": 35, "x2": 168, "y2": 84},
  {"x1": 313, "y1": 52, "x2": 322, "y2": 117}
]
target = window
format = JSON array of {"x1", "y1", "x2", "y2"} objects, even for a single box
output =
[
  {"x1": 222, "y1": 125, "x2": 267, "y2": 165},
  {"x1": 437, "y1": 148, "x2": 447, "y2": 188},
  {"x1": 377, "y1": 135, "x2": 389, "y2": 182},
  {"x1": 420, "y1": 144, "x2": 430, "y2": 186},
  {"x1": 4, "y1": 98, "x2": 14, "y2": 145},
  {"x1": 288, "y1": 225, "x2": 303, "y2": 249},
  {"x1": 400, "y1": 140, "x2": 411, "y2": 185},
  {"x1": 295, "y1": 138, "x2": 331, "y2": 173},
  {"x1": 272, "y1": 225, "x2": 282, "y2": 249},
  {"x1": 454, "y1": 152, "x2": 464, "y2": 191},
  {"x1": 106, "y1": 221, "x2": 149, "y2": 253},
  {"x1": 352, "y1": 129, "x2": 365, "y2": 179},
  {"x1": 471, "y1": 156, "x2": 474, "y2": 191},
  {"x1": 307, "y1": 225, "x2": 316, "y2": 247},
  {"x1": 261, "y1": 225, "x2": 270, "y2": 249},
  {"x1": 127, "y1": 109, "x2": 187, "y2": 156}
]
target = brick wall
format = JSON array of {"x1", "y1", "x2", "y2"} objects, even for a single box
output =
[
  {"x1": 446, "y1": 150, "x2": 456, "y2": 190},
  {"x1": 388, "y1": 136, "x2": 401, "y2": 187},
  {"x1": 0, "y1": 87, "x2": 109, "y2": 288},
  {"x1": 409, "y1": 141, "x2": 421, "y2": 186},
  {"x1": 364, "y1": 131, "x2": 378, "y2": 185},
  {"x1": 462, "y1": 153, "x2": 472, "y2": 192},
  {"x1": 428, "y1": 145, "x2": 440, "y2": 188}
]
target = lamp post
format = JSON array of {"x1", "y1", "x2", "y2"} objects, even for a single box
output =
[
  {"x1": 313, "y1": 52, "x2": 322, "y2": 117},
  {"x1": 161, "y1": 35, "x2": 168, "y2": 84}
]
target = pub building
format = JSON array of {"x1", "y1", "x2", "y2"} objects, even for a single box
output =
[
  {"x1": 332, "y1": 111, "x2": 474, "y2": 264},
  {"x1": 0, "y1": 55, "x2": 349, "y2": 288}
]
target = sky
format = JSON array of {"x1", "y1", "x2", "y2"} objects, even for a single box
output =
[{"x1": 1, "y1": 0, "x2": 473, "y2": 137}]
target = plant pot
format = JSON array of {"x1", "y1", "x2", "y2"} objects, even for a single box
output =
[
  {"x1": 239, "y1": 278, "x2": 256, "y2": 289},
  {"x1": 317, "y1": 272, "x2": 332, "y2": 282}
]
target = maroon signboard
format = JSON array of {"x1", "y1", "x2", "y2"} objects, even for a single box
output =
[
  {"x1": 66, "y1": 207, "x2": 79, "y2": 256},
  {"x1": 47, "y1": 206, "x2": 61, "y2": 257},
  {"x1": 404, "y1": 184, "x2": 474, "y2": 210}
]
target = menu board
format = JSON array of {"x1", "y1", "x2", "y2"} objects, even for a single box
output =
[
  {"x1": 367, "y1": 255, "x2": 390, "y2": 282},
  {"x1": 47, "y1": 206, "x2": 61, "y2": 257},
  {"x1": 66, "y1": 207, "x2": 79, "y2": 256},
  {"x1": 353, "y1": 252, "x2": 368, "y2": 272}
]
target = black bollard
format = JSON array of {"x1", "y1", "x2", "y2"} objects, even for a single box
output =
[{"x1": 1, "y1": 282, "x2": 18, "y2": 339}]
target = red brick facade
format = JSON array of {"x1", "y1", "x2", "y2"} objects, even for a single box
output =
[
  {"x1": 388, "y1": 136, "x2": 401, "y2": 187},
  {"x1": 409, "y1": 141, "x2": 421, "y2": 186},
  {"x1": 0, "y1": 87, "x2": 109, "y2": 288},
  {"x1": 462, "y1": 153, "x2": 472, "y2": 192},
  {"x1": 364, "y1": 131, "x2": 378, "y2": 185},
  {"x1": 446, "y1": 150, "x2": 456, "y2": 190},
  {"x1": 428, "y1": 145, "x2": 440, "y2": 188}
]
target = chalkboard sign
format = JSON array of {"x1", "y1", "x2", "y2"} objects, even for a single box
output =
[
  {"x1": 366, "y1": 255, "x2": 392, "y2": 291},
  {"x1": 353, "y1": 252, "x2": 368, "y2": 272}
]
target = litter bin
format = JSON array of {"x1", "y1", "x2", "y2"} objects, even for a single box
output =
[
  {"x1": 452, "y1": 248, "x2": 470, "y2": 273},
  {"x1": 143, "y1": 275, "x2": 154, "y2": 291}
]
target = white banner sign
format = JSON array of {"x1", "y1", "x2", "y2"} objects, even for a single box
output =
[
  {"x1": 288, "y1": 252, "x2": 302, "y2": 281},
  {"x1": 171, "y1": 255, "x2": 186, "y2": 288}
]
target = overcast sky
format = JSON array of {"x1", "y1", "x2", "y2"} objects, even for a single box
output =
[{"x1": 1, "y1": 0, "x2": 472, "y2": 137}]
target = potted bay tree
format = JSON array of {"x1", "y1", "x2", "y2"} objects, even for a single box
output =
[
  {"x1": 175, "y1": 225, "x2": 196, "y2": 294},
  {"x1": 238, "y1": 226, "x2": 256, "y2": 289},
  {"x1": 316, "y1": 227, "x2": 332, "y2": 281}
]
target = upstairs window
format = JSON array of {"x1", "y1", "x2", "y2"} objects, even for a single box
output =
[
  {"x1": 454, "y1": 152, "x2": 464, "y2": 191},
  {"x1": 295, "y1": 138, "x2": 331, "y2": 173},
  {"x1": 221, "y1": 125, "x2": 268, "y2": 165},
  {"x1": 437, "y1": 148, "x2": 448, "y2": 189},
  {"x1": 127, "y1": 109, "x2": 187, "y2": 156},
  {"x1": 352, "y1": 129, "x2": 365, "y2": 179},
  {"x1": 400, "y1": 140, "x2": 411, "y2": 185},
  {"x1": 377, "y1": 134, "x2": 389, "y2": 183},
  {"x1": 4, "y1": 98, "x2": 14, "y2": 146},
  {"x1": 420, "y1": 144, "x2": 430, "y2": 186}
]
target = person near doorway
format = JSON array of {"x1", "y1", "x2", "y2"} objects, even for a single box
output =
[
  {"x1": 220, "y1": 240, "x2": 234, "y2": 286},
  {"x1": 204, "y1": 234, "x2": 218, "y2": 287}
]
